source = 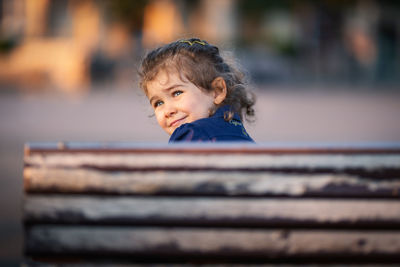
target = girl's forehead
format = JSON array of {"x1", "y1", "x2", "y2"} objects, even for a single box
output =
[
  {"x1": 153, "y1": 69, "x2": 173, "y2": 84},
  {"x1": 148, "y1": 68, "x2": 187, "y2": 88}
]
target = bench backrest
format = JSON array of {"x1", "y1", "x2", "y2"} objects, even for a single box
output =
[{"x1": 23, "y1": 143, "x2": 400, "y2": 264}]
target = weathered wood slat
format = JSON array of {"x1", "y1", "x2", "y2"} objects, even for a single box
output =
[
  {"x1": 24, "y1": 168, "x2": 400, "y2": 197},
  {"x1": 26, "y1": 226, "x2": 400, "y2": 258},
  {"x1": 24, "y1": 196, "x2": 400, "y2": 227},
  {"x1": 24, "y1": 153, "x2": 400, "y2": 171},
  {"x1": 25, "y1": 142, "x2": 400, "y2": 154}
]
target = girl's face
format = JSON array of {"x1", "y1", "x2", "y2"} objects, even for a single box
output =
[{"x1": 147, "y1": 70, "x2": 216, "y2": 135}]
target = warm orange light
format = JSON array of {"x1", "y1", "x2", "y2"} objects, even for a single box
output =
[{"x1": 142, "y1": 0, "x2": 183, "y2": 47}]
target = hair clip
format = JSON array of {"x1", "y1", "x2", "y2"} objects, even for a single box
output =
[{"x1": 179, "y1": 40, "x2": 206, "y2": 46}]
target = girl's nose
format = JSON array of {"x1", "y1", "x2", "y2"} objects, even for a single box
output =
[{"x1": 164, "y1": 103, "x2": 177, "y2": 117}]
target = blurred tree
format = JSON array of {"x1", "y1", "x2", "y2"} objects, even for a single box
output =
[{"x1": 0, "y1": 38, "x2": 16, "y2": 53}]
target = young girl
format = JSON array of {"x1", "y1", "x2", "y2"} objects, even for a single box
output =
[{"x1": 139, "y1": 38, "x2": 255, "y2": 142}]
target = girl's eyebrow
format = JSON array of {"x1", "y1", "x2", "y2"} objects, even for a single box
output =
[{"x1": 163, "y1": 84, "x2": 182, "y2": 91}]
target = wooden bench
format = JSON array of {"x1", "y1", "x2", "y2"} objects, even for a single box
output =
[{"x1": 23, "y1": 142, "x2": 400, "y2": 264}]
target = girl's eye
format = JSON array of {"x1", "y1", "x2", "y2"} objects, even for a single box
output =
[
  {"x1": 173, "y1": 90, "x2": 183, "y2": 97},
  {"x1": 154, "y1": 100, "x2": 163, "y2": 108}
]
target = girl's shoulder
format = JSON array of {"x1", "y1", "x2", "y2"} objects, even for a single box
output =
[
  {"x1": 169, "y1": 115, "x2": 254, "y2": 143},
  {"x1": 169, "y1": 122, "x2": 211, "y2": 142}
]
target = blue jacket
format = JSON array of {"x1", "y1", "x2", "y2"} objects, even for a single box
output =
[{"x1": 169, "y1": 106, "x2": 254, "y2": 142}]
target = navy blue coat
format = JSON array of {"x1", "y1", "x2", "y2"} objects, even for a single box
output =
[{"x1": 169, "y1": 106, "x2": 254, "y2": 142}]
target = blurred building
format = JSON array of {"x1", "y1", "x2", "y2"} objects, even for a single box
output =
[
  {"x1": 0, "y1": 0, "x2": 137, "y2": 92},
  {"x1": 237, "y1": 0, "x2": 400, "y2": 86},
  {"x1": 0, "y1": 0, "x2": 237, "y2": 92},
  {"x1": 0, "y1": 0, "x2": 399, "y2": 93},
  {"x1": 0, "y1": 0, "x2": 97, "y2": 92}
]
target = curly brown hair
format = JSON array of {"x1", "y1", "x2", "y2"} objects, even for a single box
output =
[{"x1": 139, "y1": 38, "x2": 255, "y2": 122}]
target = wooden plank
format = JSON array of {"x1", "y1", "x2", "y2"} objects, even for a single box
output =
[
  {"x1": 24, "y1": 153, "x2": 400, "y2": 171},
  {"x1": 24, "y1": 168, "x2": 400, "y2": 197},
  {"x1": 25, "y1": 142, "x2": 400, "y2": 155},
  {"x1": 25, "y1": 226, "x2": 400, "y2": 258},
  {"x1": 24, "y1": 196, "x2": 400, "y2": 227}
]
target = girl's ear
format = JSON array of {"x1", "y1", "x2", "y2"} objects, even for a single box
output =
[{"x1": 211, "y1": 77, "x2": 227, "y2": 105}]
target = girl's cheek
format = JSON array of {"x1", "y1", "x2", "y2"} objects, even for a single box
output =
[{"x1": 155, "y1": 112, "x2": 164, "y2": 125}]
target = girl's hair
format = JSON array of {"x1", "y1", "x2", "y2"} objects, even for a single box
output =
[{"x1": 139, "y1": 38, "x2": 255, "y2": 122}]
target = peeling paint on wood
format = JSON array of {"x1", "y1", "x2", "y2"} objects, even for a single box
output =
[
  {"x1": 26, "y1": 226, "x2": 400, "y2": 256},
  {"x1": 24, "y1": 196, "x2": 400, "y2": 227},
  {"x1": 24, "y1": 168, "x2": 400, "y2": 197},
  {"x1": 24, "y1": 153, "x2": 400, "y2": 170}
]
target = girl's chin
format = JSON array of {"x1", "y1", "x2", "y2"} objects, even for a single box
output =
[
  {"x1": 167, "y1": 126, "x2": 179, "y2": 135},
  {"x1": 168, "y1": 123, "x2": 188, "y2": 135}
]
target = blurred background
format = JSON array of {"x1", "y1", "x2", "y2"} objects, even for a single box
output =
[{"x1": 0, "y1": 0, "x2": 399, "y2": 264}]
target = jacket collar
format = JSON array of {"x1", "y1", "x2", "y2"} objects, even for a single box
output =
[{"x1": 213, "y1": 105, "x2": 242, "y2": 121}]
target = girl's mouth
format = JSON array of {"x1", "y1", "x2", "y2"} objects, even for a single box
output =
[{"x1": 169, "y1": 116, "x2": 187, "y2": 127}]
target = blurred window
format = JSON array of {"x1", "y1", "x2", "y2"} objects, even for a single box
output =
[{"x1": 46, "y1": 1, "x2": 71, "y2": 37}]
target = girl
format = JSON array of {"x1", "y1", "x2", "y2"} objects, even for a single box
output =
[{"x1": 139, "y1": 38, "x2": 255, "y2": 142}]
